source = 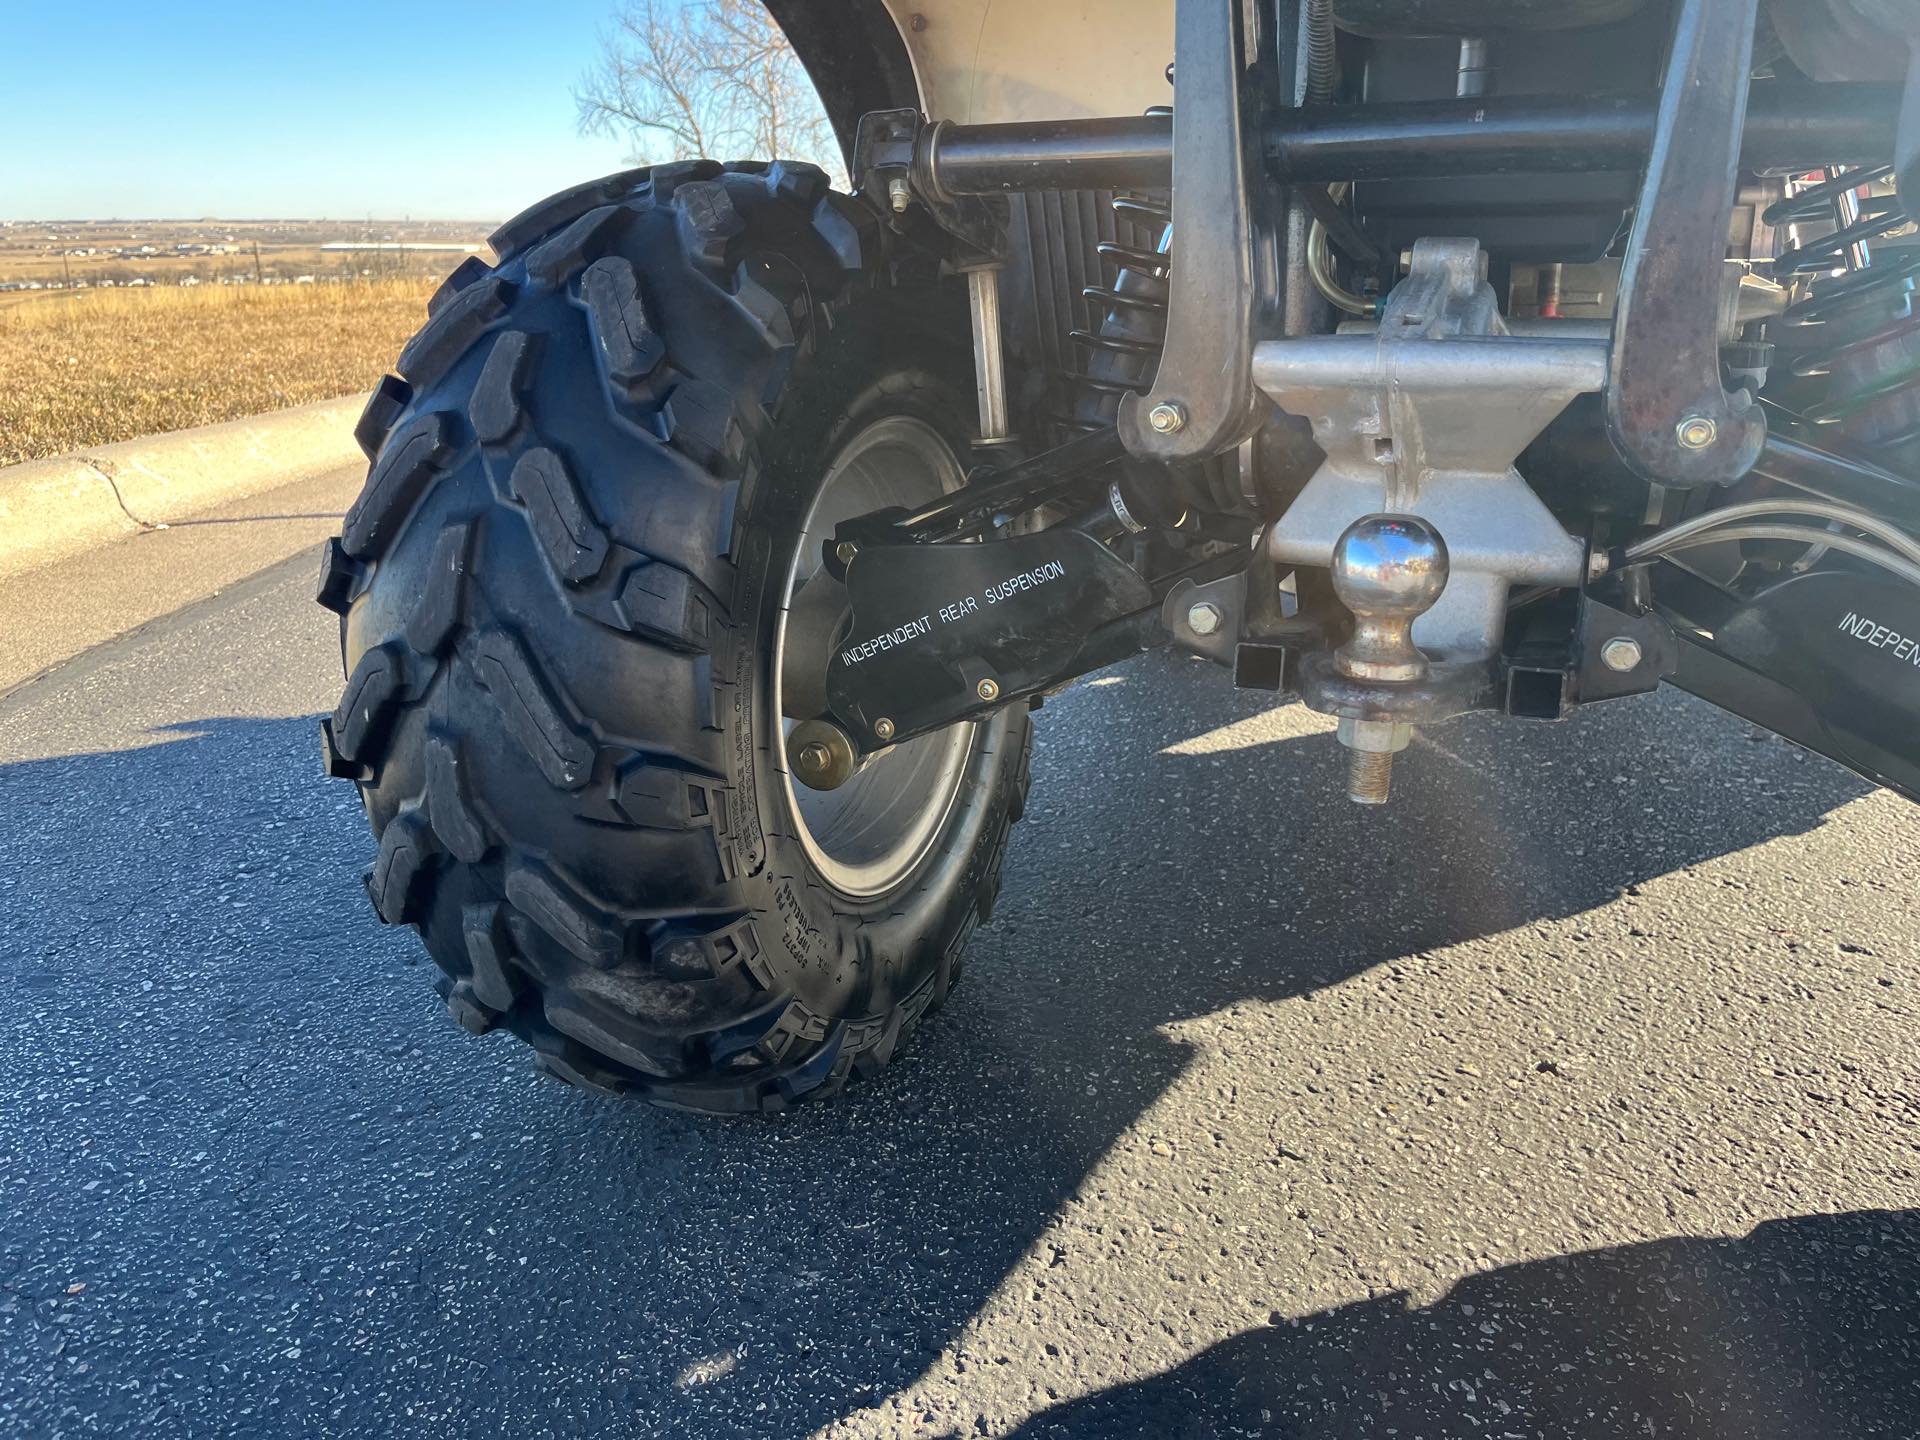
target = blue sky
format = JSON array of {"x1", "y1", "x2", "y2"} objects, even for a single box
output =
[{"x1": 0, "y1": 0, "x2": 652, "y2": 220}]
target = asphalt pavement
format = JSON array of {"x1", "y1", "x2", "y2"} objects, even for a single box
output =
[{"x1": 2, "y1": 497, "x2": 1918, "y2": 1438}]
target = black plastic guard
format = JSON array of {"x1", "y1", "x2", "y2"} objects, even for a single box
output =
[
  {"x1": 1660, "y1": 563, "x2": 1920, "y2": 802},
  {"x1": 825, "y1": 530, "x2": 1154, "y2": 750}
]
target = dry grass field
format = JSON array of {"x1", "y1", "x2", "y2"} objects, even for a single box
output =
[{"x1": 0, "y1": 278, "x2": 437, "y2": 466}]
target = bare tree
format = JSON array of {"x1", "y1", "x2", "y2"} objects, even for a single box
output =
[{"x1": 576, "y1": 0, "x2": 842, "y2": 179}]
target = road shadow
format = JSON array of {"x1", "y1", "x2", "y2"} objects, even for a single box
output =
[
  {"x1": 991, "y1": 1207, "x2": 1920, "y2": 1439},
  {"x1": 0, "y1": 660, "x2": 1889, "y2": 1436}
]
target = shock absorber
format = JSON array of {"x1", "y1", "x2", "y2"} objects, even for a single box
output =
[{"x1": 1768, "y1": 164, "x2": 1920, "y2": 452}]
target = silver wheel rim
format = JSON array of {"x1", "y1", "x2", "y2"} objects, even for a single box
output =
[{"x1": 773, "y1": 415, "x2": 974, "y2": 898}]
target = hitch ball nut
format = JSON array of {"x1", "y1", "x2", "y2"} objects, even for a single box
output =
[
  {"x1": 1676, "y1": 415, "x2": 1717, "y2": 450},
  {"x1": 1148, "y1": 402, "x2": 1187, "y2": 435},
  {"x1": 1186, "y1": 601, "x2": 1223, "y2": 637},
  {"x1": 1601, "y1": 636, "x2": 1643, "y2": 672}
]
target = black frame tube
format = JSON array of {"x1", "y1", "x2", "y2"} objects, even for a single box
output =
[
  {"x1": 923, "y1": 116, "x2": 1171, "y2": 194},
  {"x1": 921, "y1": 84, "x2": 1901, "y2": 194},
  {"x1": 1752, "y1": 429, "x2": 1920, "y2": 520}
]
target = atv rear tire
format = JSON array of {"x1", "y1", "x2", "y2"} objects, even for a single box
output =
[{"x1": 318, "y1": 161, "x2": 1031, "y2": 1112}]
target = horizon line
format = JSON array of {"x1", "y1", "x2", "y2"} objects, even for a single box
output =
[{"x1": 4, "y1": 216, "x2": 502, "y2": 226}]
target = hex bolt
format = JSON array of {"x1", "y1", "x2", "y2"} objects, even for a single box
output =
[
  {"x1": 1601, "y1": 636, "x2": 1644, "y2": 672},
  {"x1": 1347, "y1": 747, "x2": 1396, "y2": 805},
  {"x1": 873, "y1": 717, "x2": 896, "y2": 741},
  {"x1": 835, "y1": 540, "x2": 858, "y2": 566},
  {"x1": 1147, "y1": 401, "x2": 1187, "y2": 434},
  {"x1": 786, "y1": 719, "x2": 860, "y2": 791},
  {"x1": 1186, "y1": 601, "x2": 1223, "y2": 637},
  {"x1": 1676, "y1": 414, "x2": 1717, "y2": 450},
  {"x1": 887, "y1": 177, "x2": 912, "y2": 214},
  {"x1": 1336, "y1": 717, "x2": 1415, "y2": 807},
  {"x1": 976, "y1": 678, "x2": 1000, "y2": 702}
]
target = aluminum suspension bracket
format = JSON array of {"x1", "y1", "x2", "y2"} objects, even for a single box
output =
[{"x1": 1253, "y1": 238, "x2": 1606, "y2": 668}]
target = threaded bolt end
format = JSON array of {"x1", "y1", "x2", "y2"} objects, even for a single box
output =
[{"x1": 1346, "y1": 747, "x2": 1394, "y2": 805}]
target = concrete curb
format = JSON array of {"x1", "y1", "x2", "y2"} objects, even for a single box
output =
[{"x1": 0, "y1": 395, "x2": 366, "y2": 583}]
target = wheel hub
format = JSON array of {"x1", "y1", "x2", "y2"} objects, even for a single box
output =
[{"x1": 773, "y1": 415, "x2": 974, "y2": 898}]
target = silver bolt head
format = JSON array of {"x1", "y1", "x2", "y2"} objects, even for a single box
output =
[
  {"x1": 976, "y1": 678, "x2": 1000, "y2": 702},
  {"x1": 887, "y1": 177, "x2": 912, "y2": 214},
  {"x1": 835, "y1": 539, "x2": 858, "y2": 566},
  {"x1": 872, "y1": 717, "x2": 896, "y2": 741},
  {"x1": 1186, "y1": 601, "x2": 1223, "y2": 636},
  {"x1": 1676, "y1": 415, "x2": 1717, "y2": 450},
  {"x1": 1147, "y1": 401, "x2": 1187, "y2": 434},
  {"x1": 1600, "y1": 636, "x2": 1644, "y2": 672}
]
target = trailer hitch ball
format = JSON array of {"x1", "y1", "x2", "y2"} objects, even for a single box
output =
[{"x1": 1329, "y1": 514, "x2": 1448, "y2": 805}]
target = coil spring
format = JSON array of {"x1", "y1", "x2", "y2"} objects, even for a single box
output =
[
  {"x1": 1305, "y1": 0, "x2": 1337, "y2": 104},
  {"x1": 1066, "y1": 193, "x2": 1172, "y2": 434},
  {"x1": 1767, "y1": 164, "x2": 1920, "y2": 449}
]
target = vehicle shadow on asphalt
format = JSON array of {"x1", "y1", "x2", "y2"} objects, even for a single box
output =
[
  {"x1": 984, "y1": 1206, "x2": 1920, "y2": 1439},
  {"x1": 0, "y1": 666, "x2": 1893, "y2": 1436},
  {"x1": 885, "y1": 655, "x2": 1895, "y2": 1436}
]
